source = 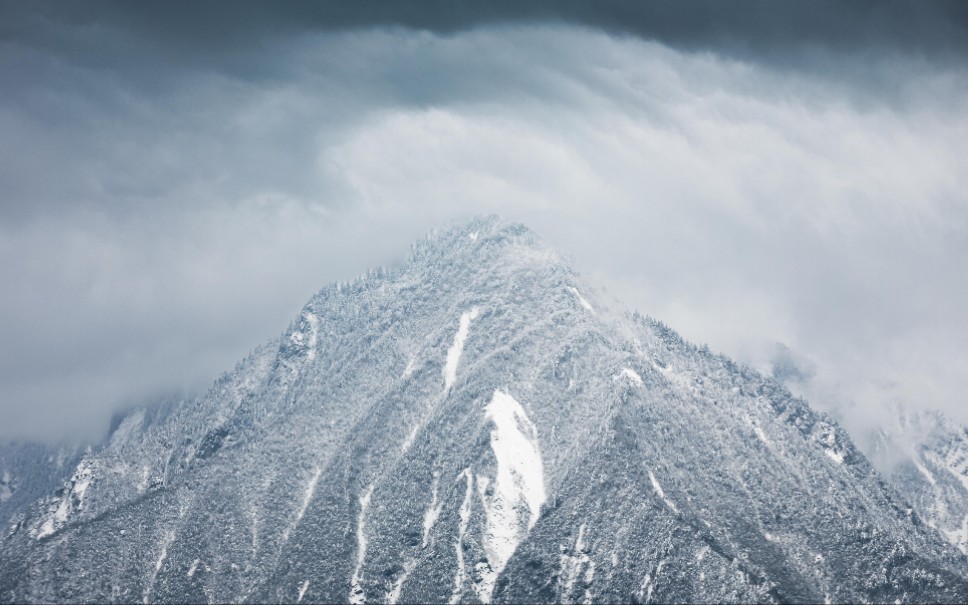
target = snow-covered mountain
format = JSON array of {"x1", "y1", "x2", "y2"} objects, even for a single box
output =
[
  {"x1": 869, "y1": 410, "x2": 968, "y2": 557},
  {"x1": 2, "y1": 217, "x2": 968, "y2": 603}
]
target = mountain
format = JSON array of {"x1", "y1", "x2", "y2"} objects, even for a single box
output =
[
  {"x1": 2, "y1": 217, "x2": 967, "y2": 604},
  {"x1": 0, "y1": 442, "x2": 84, "y2": 543},
  {"x1": 869, "y1": 410, "x2": 968, "y2": 557}
]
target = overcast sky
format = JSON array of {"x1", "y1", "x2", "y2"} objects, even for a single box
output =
[{"x1": 2, "y1": 1, "x2": 967, "y2": 443}]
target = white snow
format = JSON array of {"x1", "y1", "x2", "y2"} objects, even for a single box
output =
[
  {"x1": 559, "y1": 523, "x2": 592, "y2": 604},
  {"x1": 137, "y1": 466, "x2": 150, "y2": 494},
  {"x1": 35, "y1": 458, "x2": 96, "y2": 539},
  {"x1": 943, "y1": 514, "x2": 968, "y2": 554},
  {"x1": 349, "y1": 484, "x2": 374, "y2": 605},
  {"x1": 913, "y1": 458, "x2": 937, "y2": 486},
  {"x1": 36, "y1": 520, "x2": 55, "y2": 539},
  {"x1": 443, "y1": 308, "x2": 480, "y2": 393},
  {"x1": 469, "y1": 231, "x2": 479, "y2": 241},
  {"x1": 72, "y1": 459, "x2": 95, "y2": 508},
  {"x1": 143, "y1": 531, "x2": 175, "y2": 604},
  {"x1": 422, "y1": 472, "x2": 443, "y2": 547},
  {"x1": 304, "y1": 313, "x2": 319, "y2": 361},
  {"x1": 582, "y1": 560, "x2": 596, "y2": 603},
  {"x1": 449, "y1": 469, "x2": 474, "y2": 605},
  {"x1": 638, "y1": 558, "x2": 666, "y2": 604},
  {"x1": 569, "y1": 287, "x2": 594, "y2": 312},
  {"x1": 386, "y1": 560, "x2": 416, "y2": 604},
  {"x1": 648, "y1": 470, "x2": 678, "y2": 514},
  {"x1": 283, "y1": 467, "x2": 322, "y2": 544},
  {"x1": 154, "y1": 543, "x2": 168, "y2": 573},
  {"x1": 402, "y1": 356, "x2": 417, "y2": 378},
  {"x1": 401, "y1": 422, "x2": 421, "y2": 454},
  {"x1": 753, "y1": 425, "x2": 771, "y2": 447},
  {"x1": 475, "y1": 390, "x2": 546, "y2": 603},
  {"x1": 927, "y1": 442, "x2": 968, "y2": 494},
  {"x1": 297, "y1": 580, "x2": 309, "y2": 603},
  {"x1": 617, "y1": 368, "x2": 643, "y2": 387},
  {"x1": 816, "y1": 424, "x2": 845, "y2": 464},
  {"x1": 187, "y1": 559, "x2": 200, "y2": 578}
]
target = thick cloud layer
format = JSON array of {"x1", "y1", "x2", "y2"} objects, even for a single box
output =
[{"x1": 1, "y1": 4, "x2": 967, "y2": 442}]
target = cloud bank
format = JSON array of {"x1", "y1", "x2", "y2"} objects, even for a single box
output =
[{"x1": 1, "y1": 4, "x2": 967, "y2": 442}]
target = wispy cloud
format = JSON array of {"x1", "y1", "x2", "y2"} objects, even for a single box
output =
[{"x1": 1, "y1": 7, "x2": 966, "y2": 441}]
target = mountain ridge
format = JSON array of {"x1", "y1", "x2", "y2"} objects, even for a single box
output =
[{"x1": 2, "y1": 216, "x2": 967, "y2": 604}]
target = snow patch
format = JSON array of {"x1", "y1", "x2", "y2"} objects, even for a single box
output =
[
  {"x1": 297, "y1": 580, "x2": 309, "y2": 603},
  {"x1": 816, "y1": 423, "x2": 845, "y2": 464},
  {"x1": 443, "y1": 308, "x2": 480, "y2": 393},
  {"x1": 349, "y1": 484, "x2": 374, "y2": 605},
  {"x1": 753, "y1": 425, "x2": 771, "y2": 447},
  {"x1": 187, "y1": 559, "x2": 200, "y2": 578},
  {"x1": 402, "y1": 356, "x2": 417, "y2": 378},
  {"x1": 449, "y1": 469, "x2": 474, "y2": 605},
  {"x1": 943, "y1": 514, "x2": 968, "y2": 554},
  {"x1": 617, "y1": 368, "x2": 643, "y2": 387},
  {"x1": 638, "y1": 558, "x2": 666, "y2": 604},
  {"x1": 559, "y1": 523, "x2": 593, "y2": 604},
  {"x1": 913, "y1": 458, "x2": 937, "y2": 486},
  {"x1": 283, "y1": 467, "x2": 321, "y2": 544},
  {"x1": 137, "y1": 466, "x2": 150, "y2": 494},
  {"x1": 648, "y1": 470, "x2": 678, "y2": 514},
  {"x1": 401, "y1": 422, "x2": 421, "y2": 454},
  {"x1": 927, "y1": 440, "x2": 968, "y2": 495},
  {"x1": 143, "y1": 531, "x2": 175, "y2": 604},
  {"x1": 569, "y1": 287, "x2": 594, "y2": 312},
  {"x1": 35, "y1": 457, "x2": 96, "y2": 539},
  {"x1": 475, "y1": 390, "x2": 546, "y2": 603},
  {"x1": 422, "y1": 472, "x2": 443, "y2": 547},
  {"x1": 387, "y1": 559, "x2": 417, "y2": 604},
  {"x1": 289, "y1": 312, "x2": 320, "y2": 361},
  {"x1": 469, "y1": 231, "x2": 479, "y2": 241},
  {"x1": 304, "y1": 313, "x2": 319, "y2": 361}
]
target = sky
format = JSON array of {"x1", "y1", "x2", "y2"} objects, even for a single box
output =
[{"x1": 1, "y1": 1, "x2": 967, "y2": 444}]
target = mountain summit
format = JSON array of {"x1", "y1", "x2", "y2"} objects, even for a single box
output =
[{"x1": 2, "y1": 217, "x2": 967, "y2": 603}]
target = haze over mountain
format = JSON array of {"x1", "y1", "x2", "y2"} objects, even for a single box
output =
[
  {"x1": 2, "y1": 218, "x2": 967, "y2": 604},
  {"x1": 2, "y1": 2, "x2": 967, "y2": 447}
]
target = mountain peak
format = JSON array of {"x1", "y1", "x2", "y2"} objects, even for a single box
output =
[{"x1": 3, "y1": 221, "x2": 968, "y2": 604}]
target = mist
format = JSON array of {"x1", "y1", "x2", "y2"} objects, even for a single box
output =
[{"x1": 2, "y1": 4, "x2": 967, "y2": 443}]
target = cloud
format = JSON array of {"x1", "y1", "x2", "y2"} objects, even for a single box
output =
[{"x1": 0, "y1": 16, "x2": 966, "y2": 442}]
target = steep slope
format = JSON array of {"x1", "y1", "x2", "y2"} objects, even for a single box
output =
[
  {"x1": 2, "y1": 217, "x2": 967, "y2": 604},
  {"x1": 0, "y1": 442, "x2": 84, "y2": 542},
  {"x1": 870, "y1": 411, "x2": 968, "y2": 557}
]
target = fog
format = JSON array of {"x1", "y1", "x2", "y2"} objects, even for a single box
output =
[{"x1": 2, "y1": 3, "x2": 967, "y2": 443}]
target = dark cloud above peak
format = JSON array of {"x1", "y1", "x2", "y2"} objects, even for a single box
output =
[
  {"x1": 0, "y1": 1, "x2": 966, "y2": 447},
  {"x1": 5, "y1": 1, "x2": 968, "y2": 68}
]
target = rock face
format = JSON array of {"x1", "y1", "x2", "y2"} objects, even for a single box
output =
[{"x1": 2, "y1": 217, "x2": 968, "y2": 604}]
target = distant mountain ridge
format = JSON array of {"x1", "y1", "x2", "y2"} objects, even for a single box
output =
[
  {"x1": 2, "y1": 216, "x2": 967, "y2": 603},
  {"x1": 869, "y1": 409, "x2": 968, "y2": 557}
]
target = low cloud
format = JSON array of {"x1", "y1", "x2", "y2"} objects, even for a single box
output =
[{"x1": 1, "y1": 20, "x2": 966, "y2": 442}]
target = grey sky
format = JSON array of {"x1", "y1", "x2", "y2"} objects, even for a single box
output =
[{"x1": 1, "y1": 2, "x2": 967, "y2": 442}]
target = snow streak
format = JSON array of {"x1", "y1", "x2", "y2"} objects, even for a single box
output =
[
  {"x1": 349, "y1": 484, "x2": 374, "y2": 605},
  {"x1": 444, "y1": 308, "x2": 480, "y2": 393}
]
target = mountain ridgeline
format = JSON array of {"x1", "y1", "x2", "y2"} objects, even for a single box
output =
[{"x1": 2, "y1": 217, "x2": 967, "y2": 604}]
